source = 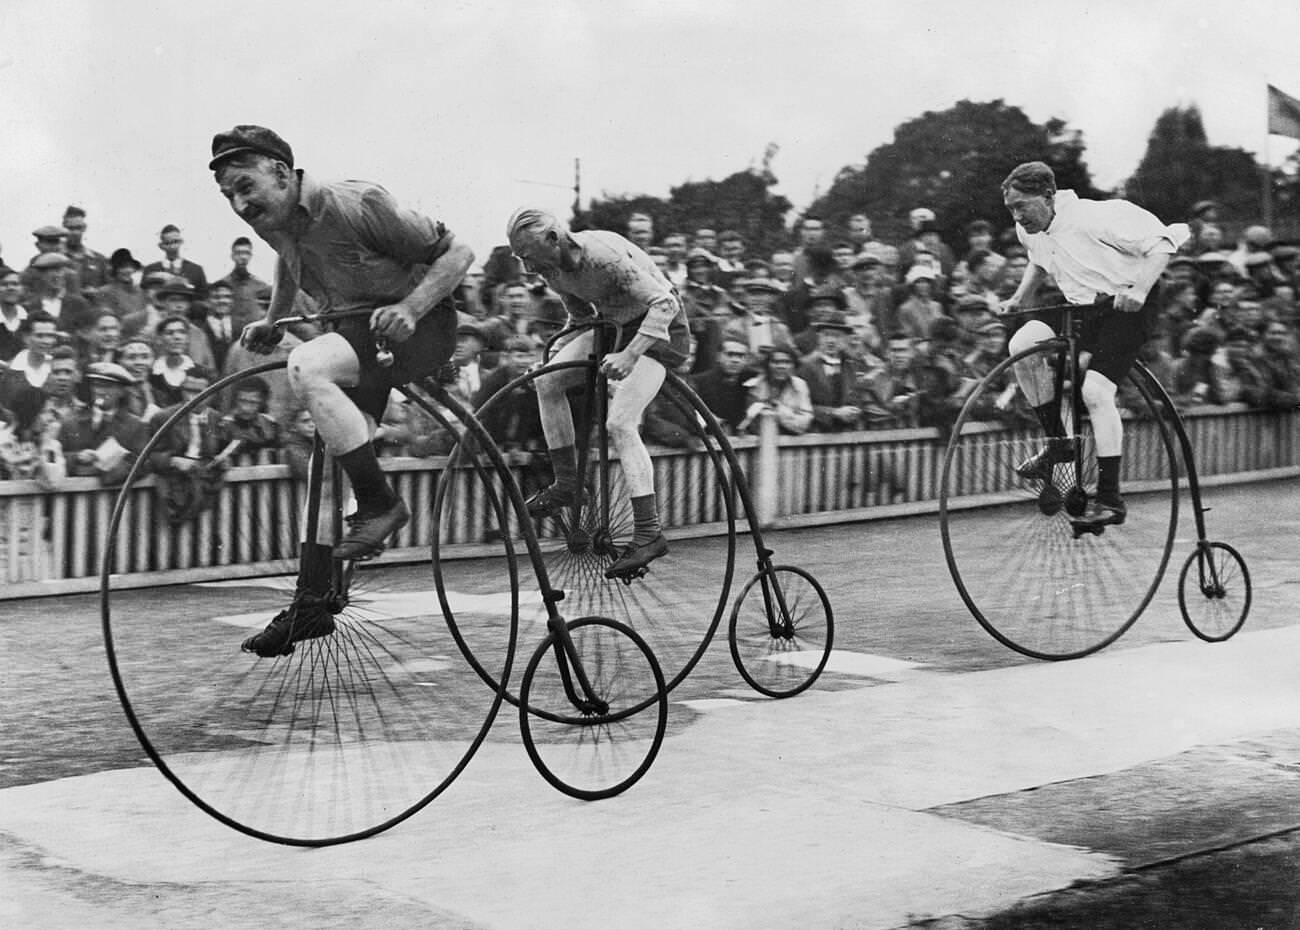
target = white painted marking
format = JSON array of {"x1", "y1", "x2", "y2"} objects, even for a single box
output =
[
  {"x1": 677, "y1": 698, "x2": 748, "y2": 712},
  {"x1": 807, "y1": 651, "x2": 925, "y2": 678}
]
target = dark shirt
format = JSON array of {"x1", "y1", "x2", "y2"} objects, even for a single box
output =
[
  {"x1": 690, "y1": 367, "x2": 749, "y2": 431},
  {"x1": 265, "y1": 171, "x2": 447, "y2": 315}
]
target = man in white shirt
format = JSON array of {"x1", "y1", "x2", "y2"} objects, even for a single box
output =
[{"x1": 1000, "y1": 161, "x2": 1189, "y2": 527}]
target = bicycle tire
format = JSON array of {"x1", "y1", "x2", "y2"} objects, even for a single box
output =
[
  {"x1": 100, "y1": 362, "x2": 516, "y2": 845},
  {"x1": 518, "y1": 616, "x2": 668, "y2": 800},
  {"x1": 939, "y1": 344, "x2": 1179, "y2": 660},
  {"x1": 1178, "y1": 541, "x2": 1251, "y2": 642},
  {"x1": 728, "y1": 565, "x2": 834, "y2": 698},
  {"x1": 434, "y1": 360, "x2": 737, "y2": 707}
]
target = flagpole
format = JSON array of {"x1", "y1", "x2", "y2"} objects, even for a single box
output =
[{"x1": 1264, "y1": 84, "x2": 1275, "y2": 229}]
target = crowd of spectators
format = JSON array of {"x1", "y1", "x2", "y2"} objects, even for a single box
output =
[{"x1": 2, "y1": 199, "x2": 1299, "y2": 513}]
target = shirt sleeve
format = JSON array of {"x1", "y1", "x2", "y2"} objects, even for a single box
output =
[
  {"x1": 1095, "y1": 201, "x2": 1191, "y2": 257},
  {"x1": 355, "y1": 185, "x2": 447, "y2": 266}
]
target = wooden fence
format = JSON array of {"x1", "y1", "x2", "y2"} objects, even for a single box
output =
[{"x1": 2, "y1": 405, "x2": 1295, "y2": 599}]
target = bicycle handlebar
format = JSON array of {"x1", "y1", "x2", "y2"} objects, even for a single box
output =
[
  {"x1": 996, "y1": 300, "x2": 1106, "y2": 318},
  {"x1": 542, "y1": 318, "x2": 625, "y2": 365}
]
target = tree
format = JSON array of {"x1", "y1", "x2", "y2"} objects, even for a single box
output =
[
  {"x1": 1122, "y1": 105, "x2": 1264, "y2": 224},
  {"x1": 808, "y1": 99, "x2": 1100, "y2": 251},
  {"x1": 584, "y1": 152, "x2": 794, "y2": 256}
]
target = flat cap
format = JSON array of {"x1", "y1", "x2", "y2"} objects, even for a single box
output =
[
  {"x1": 739, "y1": 277, "x2": 785, "y2": 294},
  {"x1": 84, "y1": 361, "x2": 135, "y2": 386},
  {"x1": 156, "y1": 275, "x2": 195, "y2": 298},
  {"x1": 208, "y1": 124, "x2": 295, "y2": 171},
  {"x1": 31, "y1": 252, "x2": 71, "y2": 270},
  {"x1": 685, "y1": 247, "x2": 717, "y2": 266},
  {"x1": 32, "y1": 225, "x2": 67, "y2": 239},
  {"x1": 810, "y1": 308, "x2": 854, "y2": 331}
]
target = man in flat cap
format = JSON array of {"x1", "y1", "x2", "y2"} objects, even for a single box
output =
[
  {"x1": 23, "y1": 251, "x2": 89, "y2": 331},
  {"x1": 211, "y1": 123, "x2": 472, "y2": 657},
  {"x1": 59, "y1": 361, "x2": 150, "y2": 486},
  {"x1": 23, "y1": 226, "x2": 82, "y2": 298}
]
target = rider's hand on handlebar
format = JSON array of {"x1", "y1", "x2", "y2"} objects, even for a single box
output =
[
  {"x1": 997, "y1": 296, "x2": 1021, "y2": 316},
  {"x1": 241, "y1": 319, "x2": 284, "y2": 355},
  {"x1": 371, "y1": 303, "x2": 419, "y2": 343}
]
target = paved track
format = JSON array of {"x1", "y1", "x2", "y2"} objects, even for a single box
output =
[{"x1": 1, "y1": 480, "x2": 1296, "y2": 929}]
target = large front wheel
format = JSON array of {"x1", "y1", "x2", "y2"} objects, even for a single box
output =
[{"x1": 939, "y1": 346, "x2": 1179, "y2": 660}]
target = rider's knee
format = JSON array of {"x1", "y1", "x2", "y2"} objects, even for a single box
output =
[
  {"x1": 1081, "y1": 372, "x2": 1117, "y2": 411},
  {"x1": 605, "y1": 410, "x2": 641, "y2": 443}
]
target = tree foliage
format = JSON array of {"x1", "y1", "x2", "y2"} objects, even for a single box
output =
[
  {"x1": 583, "y1": 160, "x2": 794, "y2": 256},
  {"x1": 1122, "y1": 105, "x2": 1263, "y2": 224},
  {"x1": 808, "y1": 99, "x2": 1100, "y2": 249}
]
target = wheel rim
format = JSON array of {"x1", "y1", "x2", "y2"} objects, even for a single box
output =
[
  {"x1": 101, "y1": 364, "x2": 514, "y2": 845},
  {"x1": 518, "y1": 617, "x2": 667, "y2": 800},
  {"x1": 435, "y1": 362, "x2": 736, "y2": 707},
  {"x1": 729, "y1": 566, "x2": 834, "y2": 698},
  {"x1": 1179, "y1": 542, "x2": 1251, "y2": 642},
  {"x1": 939, "y1": 349, "x2": 1179, "y2": 660}
]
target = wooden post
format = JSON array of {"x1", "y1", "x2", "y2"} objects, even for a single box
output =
[{"x1": 752, "y1": 410, "x2": 780, "y2": 528}]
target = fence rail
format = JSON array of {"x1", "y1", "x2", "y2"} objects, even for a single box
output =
[{"x1": 2, "y1": 405, "x2": 1295, "y2": 599}]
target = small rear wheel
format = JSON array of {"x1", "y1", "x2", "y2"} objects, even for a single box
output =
[
  {"x1": 1178, "y1": 541, "x2": 1251, "y2": 642},
  {"x1": 518, "y1": 617, "x2": 668, "y2": 800},
  {"x1": 729, "y1": 566, "x2": 833, "y2": 698}
]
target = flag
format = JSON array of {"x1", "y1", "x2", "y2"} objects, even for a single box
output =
[{"x1": 1268, "y1": 84, "x2": 1300, "y2": 140}]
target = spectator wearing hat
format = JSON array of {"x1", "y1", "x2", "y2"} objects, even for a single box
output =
[
  {"x1": 1214, "y1": 326, "x2": 1264, "y2": 407},
  {"x1": 125, "y1": 276, "x2": 217, "y2": 372},
  {"x1": 896, "y1": 265, "x2": 947, "y2": 341},
  {"x1": 690, "y1": 336, "x2": 751, "y2": 434},
  {"x1": 782, "y1": 244, "x2": 849, "y2": 340},
  {"x1": 0, "y1": 266, "x2": 27, "y2": 363},
  {"x1": 59, "y1": 361, "x2": 150, "y2": 486},
  {"x1": 845, "y1": 251, "x2": 896, "y2": 338},
  {"x1": 681, "y1": 248, "x2": 731, "y2": 372},
  {"x1": 449, "y1": 317, "x2": 486, "y2": 405},
  {"x1": 1192, "y1": 224, "x2": 1226, "y2": 256},
  {"x1": 100, "y1": 249, "x2": 147, "y2": 319},
  {"x1": 722, "y1": 277, "x2": 794, "y2": 362},
  {"x1": 141, "y1": 224, "x2": 209, "y2": 300},
  {"x1": 214, "y1": 236, "x2": 269, "y2": 338},
  {"x1": 690, "y1": 226, "x2": 719, "y2": 255},
  {"x1": 23, "y1": 252, "x2": 90, "y2": 331},
  {"x1": 61, "y1": 206, "x2": 109, "y2": 297},
  {"x1": 741, "y1": 341, "x2": 812, "y2": 435},
  {"x1": 21, "y1": 225, "x2": 80, "y2": 296},
  {"x1": 798, "y1": 308, "x2": 863, "y2": 431},
  {"x1": 0, "y1": 310, "x2": 59, "y2": 403}
]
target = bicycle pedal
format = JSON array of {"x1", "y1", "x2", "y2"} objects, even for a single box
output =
[
  {"x1": 1070, "y1": 521, "x2": 1106, "y2": 539},
  {"x1": 609, "y1": 565, "x2": 650, "y2": 585}
]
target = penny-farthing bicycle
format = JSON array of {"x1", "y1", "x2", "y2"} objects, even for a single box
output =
[
  {"x1": 434, "y1": 318, "x2": 835, "y2": 727},
  {"x1": 939, "y1": 303, "x2": 1252, "y2": 659},
  {"x1": 100, "y1": 309, "x2": 667, "y2": 845}
]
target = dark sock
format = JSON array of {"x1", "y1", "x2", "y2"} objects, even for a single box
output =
[
  {"x1": 297, "y1": 542, "x2": 334, "y2": 596},
  {"x1": 549, "y1": 444, "x2": 578, "y2": 493},
  {"x1": 1033, "y1": 401, "x2": 1065, "y2": 438},
  {"x1": 337, "y1": 442, "x2": 398, "y2": 514},
  {"x1": 1097, "y1": 456, "x2": 1122, "y2": 502},
  {"x1": 630, "y1": 493, "x2": 661, "y2": 547}
]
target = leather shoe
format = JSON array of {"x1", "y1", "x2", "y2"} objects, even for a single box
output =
[
  {"x1": 333, "y1": 499, "x2": 410, "y2": 561},
  {"x1": 604, "y1": 534, "x2": 669, "y2": 578}
]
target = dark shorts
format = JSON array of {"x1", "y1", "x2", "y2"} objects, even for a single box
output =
[
  {"x1": 331, "y1": 300, "x2": 458, "y2": 420},
  {"x1": 1032, "y1": 287, "x2": 1160, "y2": 385},
  {"x1": 619, "y1": 310, "x2": 691, "y2": 371}
]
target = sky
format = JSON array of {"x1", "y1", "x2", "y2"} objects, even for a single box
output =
[{"x1": 4, "y1": 0, "x2": 1300, "y2": 282}]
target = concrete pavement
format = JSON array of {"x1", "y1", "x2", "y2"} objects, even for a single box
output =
[{"x1": 4, "y1": 620, "x2": 1299, "y2": 929}]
